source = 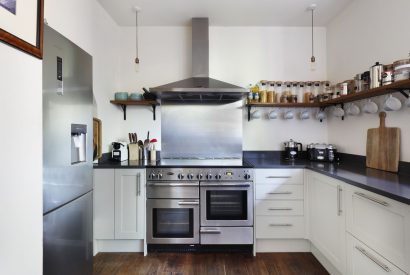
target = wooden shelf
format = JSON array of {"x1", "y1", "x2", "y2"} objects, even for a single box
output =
[
  {"x1": 246, "y1": 79, "x2": 410, "y2": 121},
  {"x1": 110, "y1": 100, "x2": 159, "y2": 120}
]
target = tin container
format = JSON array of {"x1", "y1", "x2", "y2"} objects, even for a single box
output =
[{"x1": 370, "y1": 62, "x2": 384, "y2": 89}]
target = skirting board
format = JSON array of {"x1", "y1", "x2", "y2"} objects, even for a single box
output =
[
  {"x1": 310, "y1": 243, "x2": 342, "y2": 275},
  {"x1": 94, "y1": 239, "x2": 144, "y2": 256},
  {"x1": 256, "y1": 239, "x2": 310, "y2": 252}
]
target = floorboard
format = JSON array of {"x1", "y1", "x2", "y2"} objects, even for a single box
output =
[{"x1": 94, "y1": 252, "x2": 329, "y2": 275}]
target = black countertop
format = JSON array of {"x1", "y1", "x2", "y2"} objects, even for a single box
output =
[{"x1": 94, "y1": 152, "x2": 410, "y2": 205}]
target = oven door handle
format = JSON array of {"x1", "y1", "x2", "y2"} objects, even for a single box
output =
[
  {"x1": 200, "y1": 229, "x2": 222, "y2": 234},
  {"x1": 148, "y1": 182, "x2": 199, "y2": 187},
  {"x1": 177, "y1": 200, "x2": 199, "y2": 205},
  {"x1": 200, "y1": 182, "x2": 251, "y2": 187}
]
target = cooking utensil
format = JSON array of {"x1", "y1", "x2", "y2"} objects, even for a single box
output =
[
  {"x1": 366, "y1": 112, "x2": 400, "y2": 172},
  {"x1": 138, "y1": 140, "x2": 144, "y2": 148},
  {"x1": 129, "y1": 133, "x2": 133, "y2": 143}
]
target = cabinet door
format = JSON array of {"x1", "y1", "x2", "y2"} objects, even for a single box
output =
[
  {"x1": 114, "y1": 169, "x2": 145, "y2": 239},
  {"x1": 307, "y1": 171, "x2": 346, "y2": 274},
  {"x1": 93, "y1": 169, "x2": 115, "y2": 239},
  {"x1": 347, "y1": 233, "x2": 406, "y2": 275}
]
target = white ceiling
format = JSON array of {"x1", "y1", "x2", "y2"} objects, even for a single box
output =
[{"x1": 97, "y1": 0, "x2": 353, "y2": 27}]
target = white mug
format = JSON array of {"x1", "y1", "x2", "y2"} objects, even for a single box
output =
[
  {"x1": 384, "y1": 95, "x2": 402, "y2": 111},
  {"x1": 333, "y1": 106, "x2": 345, "y2": 118},
  {"x1": 347, "y1": 103, "x2": 360, "y2": 116},
  {"x1": 284, "y1": 110, "x2": 294, "y2": 120},
  {"x1": 300, "y1": 110, "x2": 310, "y2": 120},
  {"x1": 268, "y1": 110, "x2": 278, "y2": 119},
  {"x1": 363, "y1": 99, "x2": 378, "y2": 114},
  {"x1": 251, "y1": 110, "x2": 261, "y2": 119}
]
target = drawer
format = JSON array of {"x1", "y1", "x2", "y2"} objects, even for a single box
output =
[
  {"x1": 256, "y1": 184, "x2": 304, "y2": 200},
  {"x1": 346, "y1": 187, "x2": 410, "y2": 272},
  {"x1": 347, "y1": 234, "x2": 406, "y2": 275},
  {"x1": 256, "y1": 216, "x2": 305, "y2": 239},
  {"x1": 200, "y1": 227, "x2": 253, "y2": 245},
  {"x1": 255, "y1": 200, "x2": 304, "y2": 216},
  {"x1": 255, "y1": 169, "x2": 303, "y2": 185}
]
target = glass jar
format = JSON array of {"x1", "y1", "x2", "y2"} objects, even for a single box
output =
[
  {"x1": 313, "y1": 81, "x2": 320, "y2": 97},
  {"x1": 298, "y1": 82, "x2": 305, "y2": 103},
  {"x1": 259, "y1": 80, "x2": 268, "y2": 93},
  {"x1": 267, "y1": 81, "x2": 275, "y2": 103},
  {"x1": 284, "y1": 82, "x2": 292, "y2": 103}
]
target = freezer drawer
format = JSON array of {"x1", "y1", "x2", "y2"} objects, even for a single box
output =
[
  {"x1": 200, "y1": 227, "x2": 253, "y2": 245},
  {"x1": 43, "y1": 191, "x2": 93, "y2": 275}
]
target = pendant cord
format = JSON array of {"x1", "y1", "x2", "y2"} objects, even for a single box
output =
[
  {"x1": 311, "y1": 9, "x2": 314, "y2": 58},
  {"x1": 135, "y1": 11, "x2": 139, "y2": 59}
]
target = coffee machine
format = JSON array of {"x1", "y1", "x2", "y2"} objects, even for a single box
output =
[
  {"x1": 284, "y1": 139, "x2": 303, "y2": 160},
  {"x1": 112, "y1": 142, "x2": 128, "y2": 161}
]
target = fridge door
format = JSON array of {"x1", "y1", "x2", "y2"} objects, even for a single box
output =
[
  {"x1": 43, "y1": 191, "x2": 93, "y2": 275},
  {"x1": 42, "y1": 25, "x2": 93, "y2": 214}
]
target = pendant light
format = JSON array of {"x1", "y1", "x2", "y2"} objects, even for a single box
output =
[
  {"x1": 308, "y1": 4, "x2": 317, "y2": 71},
  {"x1": 134, "y1": 6, "x2": 140, "y2": 72}
]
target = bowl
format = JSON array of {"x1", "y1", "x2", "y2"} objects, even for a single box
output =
[
  {"x1": 129, "y1": 93, "x2": 143, "y2": 101},
  {"x1": 114, "y1": 92, "x2": 129, "y2": 101}
]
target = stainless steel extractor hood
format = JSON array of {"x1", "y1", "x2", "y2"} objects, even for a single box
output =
[{"x1": 150, "y1": 18, "x2": 247, "y2": 103}]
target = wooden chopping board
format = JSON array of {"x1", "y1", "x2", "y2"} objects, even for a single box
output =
[
  {"x1": 93, "y1": 117, "x2": 102, "y2": 160},
  {"x1": 366, "y1": 112, "x2": 400, "y2": 172}
]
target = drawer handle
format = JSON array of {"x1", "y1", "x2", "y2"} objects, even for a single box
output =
[
  {"x1": 268, "y1": 192, "x2": 293, "y2": 195},
  {"x1": 269, "y1": 223, "x2": 293, "y2": 227},
  {"x1": 200, "y1": 229, "x2": 221, "y2": 234},
  {"x1": 266, "y1": 176, "x2": 291, "y2": 179},
  {"x1": 354, "y1": 192, "x2": 389, "y2": 207},
  {"x1": 268, "y1": 207, "x2": 293, "y2": 211},
  {"x1": 355, "y1": 246, "x2": 391, "y2": 272}
]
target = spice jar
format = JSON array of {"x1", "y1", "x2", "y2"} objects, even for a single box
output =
[
  {"x1": 267, "y1": 81, "x2": 275, "y2": 103},
  {"x1": 298, "y1": 82, "x2": 305, "y2": 103}
]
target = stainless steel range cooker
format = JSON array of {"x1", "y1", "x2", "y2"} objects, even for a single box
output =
[{"x1": 146, "y1": 167, "x2": 254, "y2": 251}]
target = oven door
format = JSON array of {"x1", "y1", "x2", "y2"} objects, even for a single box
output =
[
  {"x1": 200, "y1": 182, "x2": 253, "y2": 227},
  {"x1": 147, "y1": 199, "x2": 199, "y2": 244}
]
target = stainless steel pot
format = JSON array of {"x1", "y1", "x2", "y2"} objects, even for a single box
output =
[{"x1": 370, "y1": 62, "x2": 384, "y2": 89}]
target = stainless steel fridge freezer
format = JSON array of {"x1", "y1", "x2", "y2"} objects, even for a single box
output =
[{"x1": 42, "y1": 25, "x2": 93, "y2": 275}]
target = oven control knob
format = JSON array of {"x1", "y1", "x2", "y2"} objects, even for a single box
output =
[
  {"x1": 187, "y1": 173, "x2": 194, "y2": 180},
  {"x1": 244, "y1": 173, "x2": 251, "y2": 180},
  {"x1": 197, "y1": 174, "x2": 203, "y2": 180},
  {"x1": 156, "y1": 173, "x2": 163, "y2": 180},
  {"x1": 215, "y1": 174, "x2": 222, "y2": 180},
  {"x1": 149, "y1": 173, "x2": 156, "y2": 179},
  {"x1": 206, "y1": 174, "x2": 212, "y2": 180},
  {"x1": 178, "y1": 173, "x2": 185, "y2": 180}
]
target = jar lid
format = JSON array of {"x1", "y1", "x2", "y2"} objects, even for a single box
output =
[
  {"x1": 275, "y1": 81, "x2": 283, "y2": 85},
  {"x1": 268, "y1": 81, "x2": 275, "y2": 86}
]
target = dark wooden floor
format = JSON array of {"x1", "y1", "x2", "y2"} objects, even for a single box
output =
[{"x1": 94, "y1": 252, "x2": 329, "y2": 275}]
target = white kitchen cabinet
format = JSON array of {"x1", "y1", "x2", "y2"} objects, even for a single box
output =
[
  {"x1": 256, "y1": 184, "x2": 304, "y2": 200},
  {"x1": 114, "y1": 169, "x2": 145, "y2": 239},
  {"x1": 255, "y1": 169, "x2": 304, "y2": 185},
  {"x1": 347, "y1": 233, "x2": 406, "y2": 275},
  {"x1": 345, "y1": 186, "x2": 410, "y2": 273},
  {"x1": 306, "y1": 171, "x2": 346, "y2": 274},
  {"x1": 93, "y1": 169, "x2": 115, "y2": 239},
  {"x1": 256, "y1": 216, "x2": 305, "y2": 239}
]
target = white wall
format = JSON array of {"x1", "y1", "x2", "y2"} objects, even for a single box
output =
[
  {"x1": 327, "y1": 0, "x2": 410, "y2": 161},
  {"x1": 0, "y1": 0, "x2": 120, "y2": 274},
  {"x1": 110, "y1": 26, "x2": 328, "y2": 151}
]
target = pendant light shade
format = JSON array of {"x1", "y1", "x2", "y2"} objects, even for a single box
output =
[{"x1": 134, "y1": 7, "x2": 140, "y2": 72}]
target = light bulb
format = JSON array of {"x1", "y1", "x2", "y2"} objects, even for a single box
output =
[
  {"x1": 310, "y1": 56, "x2": 316, "y2": 71},
  {"x1": 135, "y1": 57, "x2": 140, "y2": 72}
]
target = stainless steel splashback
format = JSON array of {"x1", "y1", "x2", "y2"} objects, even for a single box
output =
[{"x1": 161, "y1": 101, "x2": 243, "y2": 160}]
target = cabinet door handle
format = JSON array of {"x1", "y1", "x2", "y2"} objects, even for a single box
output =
[
  {"x1": 337, "y1": 185, "x2": 342, "y2": 216},
  {"x1": 354, "y1": 192, "x2": 389, "y2": 207},
  {"x1": 268, "y1": 207, "x2": 293, "y2": 211},
  {"x1": 268, "y1": 191, "x2": 292, "y2": 195},
  {"x1": 269, "y1": 223, "x2": 293, "y2": 227},
  {"x1": 136, "y1": 173, "x2": 141, "y2": 196},
  {"x1": 355, "y1": 246, "x2": 391, "y2": 272},
  {"x1": 266, "y1": 176, "x2": 291, "y2": 179}
]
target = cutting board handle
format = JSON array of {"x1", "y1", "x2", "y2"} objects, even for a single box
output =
[{"x1": 379, "y1": 111, "x2": 386, "y2": 129}]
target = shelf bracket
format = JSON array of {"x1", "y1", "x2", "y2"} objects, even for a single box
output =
[
  {"x1": 120, "y1": 105, "x2": 127, "y2": 120},
  {"x1": 247, "y1": 105, "x2": 251, "y2": 121},
  {"x1": 398, "y1": 89, "x2": 409, "y2": 98},
  {"x1": 152, "y1": 104, "x2": 157, "y2": 121}
]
